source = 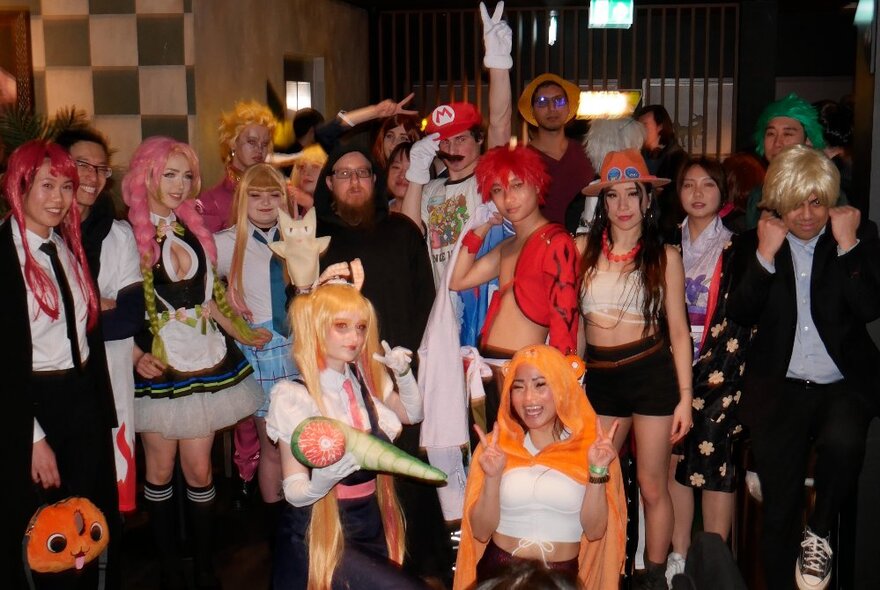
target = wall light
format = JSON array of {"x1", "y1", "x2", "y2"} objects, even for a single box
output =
[
  {"x1": 577, "y1": 90, "x2": 642, "y2": 119},
  {"x1": 286, "y1": 81, "x2": 312, "y2": 111},
  {"x1": 549, "y1": 11, "x2": 558, "y2": 46}
]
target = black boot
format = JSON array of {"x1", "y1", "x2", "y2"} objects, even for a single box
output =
[
  {"x1": 144, "y1": 481, "x2": 186, "y2": 590},
  {"x1": 635, "y1": 559, "x2": 669, "y2": 590},
  {"x1": 188, "y1": 484, "x2": 222, "y2": 590}
]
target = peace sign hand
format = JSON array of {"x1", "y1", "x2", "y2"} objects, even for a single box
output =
[
  {"x1": 479, "y1": 2, "x2": 513, "y2": 70},
  {"x1": 375, "y1": 93, "x2": 419, "y2": 118},
  {"x1": 587, "y1": 418, "x2": 620, "y2": 469},
  {"x1": 474, "y1": 423, "x2": 507, "y2": 478}
]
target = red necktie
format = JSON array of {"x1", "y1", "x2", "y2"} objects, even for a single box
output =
[{"x1": 342, "y1": 378, "x2": 366, "y2": 431}]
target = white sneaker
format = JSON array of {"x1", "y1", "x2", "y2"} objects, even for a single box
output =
[
  {"x1": 795, "y1": 528, "x2": 832, "y2": 590},
  {"x1": 745, "y1": 470, "x2": 763, "y2": 502},
  {"x1": 665, "y1": 552, "x2": 686, "y2": 588}
]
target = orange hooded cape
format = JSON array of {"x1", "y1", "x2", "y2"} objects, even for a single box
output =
[{"x1": 453, "y1": 345, "x2": 627, "y2": 590}]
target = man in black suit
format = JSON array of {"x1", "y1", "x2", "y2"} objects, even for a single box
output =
[{"x1": 727, "y1": 144, "x2": 880, "y2": 590}]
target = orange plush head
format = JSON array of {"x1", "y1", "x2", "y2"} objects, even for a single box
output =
[{"x1": 25, "y1": 497, "x2": 109, "y2": 573}]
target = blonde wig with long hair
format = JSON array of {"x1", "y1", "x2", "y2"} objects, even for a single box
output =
[
  {"x1": 226, "y1": 163, "x2": 289, "y2": 316},
  {"x1": 290, "y1": 284, "x2": 405, "y2": 589},
  {"x1": 218, "y1": 100, "x2": 277, "y2": 164}
]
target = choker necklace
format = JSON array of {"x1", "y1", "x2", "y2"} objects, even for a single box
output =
[
  {"x1": 225, "y1": 165, "x2": 242, "y2": 185},
  {"x1": 602, "y1": 229, "x2": 641, "y2": 263}
]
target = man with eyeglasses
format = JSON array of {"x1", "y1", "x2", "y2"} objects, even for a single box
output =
[
  {"x1": 54, "y1": 127, "x2": 144, "y2": 586},
  {"x1": 482, "y1": 2, "x2": 595, "y2": 232},
  {"x1": 309, "y1": 145, "x2": 452, "y2": 586}
]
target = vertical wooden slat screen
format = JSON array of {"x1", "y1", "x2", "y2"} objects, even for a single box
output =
[{"x1": 376, "y1": 3, "x2": 739, "y2": 157}]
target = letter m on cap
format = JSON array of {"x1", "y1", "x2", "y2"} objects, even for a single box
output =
[{"x1": 432, "y1": 105, "x2": 456, "y2": 127}]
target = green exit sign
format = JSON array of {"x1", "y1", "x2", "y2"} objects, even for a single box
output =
[{"x1": 589, "y1": 0, "x2": 634, "y2": 29}]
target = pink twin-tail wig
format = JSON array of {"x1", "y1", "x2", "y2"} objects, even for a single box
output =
[
  {"x1": 475, "y1": 144, "x2": 551, "y2": 204},
  {"x1": 122, "y1": 136, "x2": 215, "y2": 267},
  {"x1": 2, "y1": 140, "x2": 99, "y2": 329}
]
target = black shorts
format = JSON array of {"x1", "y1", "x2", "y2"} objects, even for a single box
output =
[{"x1": 585, "y1": 336, "x2": 680, "y2": 417}]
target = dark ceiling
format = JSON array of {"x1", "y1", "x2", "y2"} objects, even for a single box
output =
[{"x1": 340, "y1": 0, "x2": 853, "y2": 13}]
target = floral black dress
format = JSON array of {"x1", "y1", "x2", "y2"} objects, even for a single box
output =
[{"x1": 675, "y1": 231, "x2": 755, "y2": 493}]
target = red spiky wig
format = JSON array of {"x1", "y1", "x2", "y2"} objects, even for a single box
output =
[{"x1": 475, "y1": 145, "x2": 550, "y2": 204}]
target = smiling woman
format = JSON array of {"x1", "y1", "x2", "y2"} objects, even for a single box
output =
[
  {"x1": 214, "y1": 163, "x2": 300, "y2": 518},
  {"x1": 123, "y1": 135, "x2": 268, "y2": 587},
  {"x1": 1, "y1": 140, "x2": 120, "y2": 588},
  {"x1": 454, "y1": 344, "x2": 626, "y2": 590}
]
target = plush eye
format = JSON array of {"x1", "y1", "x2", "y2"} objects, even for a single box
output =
[
  {"x1": 46, "y1": 534, "x2": 67, "y2": 554},
  {"x1": 90, "y1": 522, "x2": 104, "y2": 542}
]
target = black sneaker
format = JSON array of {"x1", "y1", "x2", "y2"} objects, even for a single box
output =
[{"x1": 795, "y1": 528, "x2": 832, "y2": 590}]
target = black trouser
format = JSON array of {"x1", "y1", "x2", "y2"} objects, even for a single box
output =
[
  {"x1": 30, "y1": 366, "x2": 121, "y2": 590},
  {"x1": 749, "y1": 379, "x2": 872, "y2": 590}
]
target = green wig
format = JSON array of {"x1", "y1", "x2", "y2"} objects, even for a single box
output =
[{"x1": 753, "y1": 93, "x2": 826, "y2": 156}]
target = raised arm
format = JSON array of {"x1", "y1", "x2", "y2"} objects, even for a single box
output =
[
  {"x1": 481, "y1": 2, "x2": 513, "y2": 148},
  {"x1": 469, "y1": 425, "x2": 507, "y2": 542},
  {"x1": 316, "y1": 94, "x2": 418, "y2": 153},
  {"x1": 402, "y1": 134, "x2": 441, "y2": 233}
]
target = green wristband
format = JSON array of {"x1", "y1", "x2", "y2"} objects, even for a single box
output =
[{"x1": 589, "y1": 464, "x2": 608, "y2": 476}]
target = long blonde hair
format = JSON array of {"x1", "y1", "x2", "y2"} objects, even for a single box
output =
[
  {"x1": 291, "y1": 284, "x2": 405, "y2": 589},
  {"x1": 227, "y1": 163, "x2": 289, "y2": 316}
]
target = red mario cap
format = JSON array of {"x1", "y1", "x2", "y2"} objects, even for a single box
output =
[{"x1": 425, "y1": 102, "x2": 482, "y2": 140}]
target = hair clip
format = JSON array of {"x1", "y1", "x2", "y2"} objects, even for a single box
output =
[{"x1": 565, "y1": 355, "x2": 586, "y2": 380}]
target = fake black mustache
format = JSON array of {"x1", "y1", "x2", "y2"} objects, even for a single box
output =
[{"x1": 438, "y1": 152, "x2": 464, "y2": 162}]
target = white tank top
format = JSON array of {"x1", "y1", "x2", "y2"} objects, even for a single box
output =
[
  {"x1": 496, "y1": 434, "x2": 586, "y2": 543},
  {"x1": 580, "y1": 269, "x2": 647, "y2": 326}
]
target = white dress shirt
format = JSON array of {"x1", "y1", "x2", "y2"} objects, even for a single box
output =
[
  {"x1": 12, "y1": 223, "x2": 91, "y2": 441},
  {"x1": 214, "y1": 221, "x2": 278, "y2": 324}
]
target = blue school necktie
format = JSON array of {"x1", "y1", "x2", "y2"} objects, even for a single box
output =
[{"x1": 252, "y1": 229, "x2": 289, "y2": 336}]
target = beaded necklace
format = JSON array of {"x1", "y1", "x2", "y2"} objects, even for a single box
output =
[{"x1": 601, "y1": 228, "x2": 641, "y2": 263}]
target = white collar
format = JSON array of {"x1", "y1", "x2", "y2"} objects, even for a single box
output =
[{"x1": 150, "y1": 211, "x2": 177, "y2": 226}]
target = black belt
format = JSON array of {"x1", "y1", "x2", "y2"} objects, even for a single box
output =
[{"x1": 784, "y1": 377, "x2": 840, "y2": 389}]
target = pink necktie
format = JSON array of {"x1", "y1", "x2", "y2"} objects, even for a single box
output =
[{"x1": 342, "y1": 379, "x2": 366, "y2": 431}]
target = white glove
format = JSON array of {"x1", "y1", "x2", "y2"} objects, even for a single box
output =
[
  {"x1": 405, "y1": 133, "x2": 440, "y2": 185},
  {"x1": 480, "y1": 2, "x2": 513, "y2": 70},
  {"x1": 372, "y1": 340, "x2": 413, "y2": 376},
  {"x1": 282, "y1": 452, "x2": 360, "y2": 507}
]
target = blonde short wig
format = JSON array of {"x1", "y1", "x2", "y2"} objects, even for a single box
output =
[{"x1": 758, "y1": 144, "x2": 839, "y2": 216}]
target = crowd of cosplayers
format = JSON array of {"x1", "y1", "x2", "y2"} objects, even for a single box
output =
[{"x1": 3, "y1": 2, "x2": 875, "y2": 590}]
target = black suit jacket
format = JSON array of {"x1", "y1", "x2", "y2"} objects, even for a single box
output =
[
  {"x1": 726, "y1": 221, "x2": 880, "y2": 426},
  {"x1": 0, "y1": 220, "x2": 116, "y2": 588}
]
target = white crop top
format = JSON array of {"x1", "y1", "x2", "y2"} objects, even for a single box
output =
[
  {"x1": 496, "y1": 434, "x2": 586, "y2": 543},
  {"x1": 580, "y1": 269, "x2": 647, "y2": 326}
]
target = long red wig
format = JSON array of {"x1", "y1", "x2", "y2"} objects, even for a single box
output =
[{"x1": 2, "y1": 140, "x2": 98, "y2": 328}]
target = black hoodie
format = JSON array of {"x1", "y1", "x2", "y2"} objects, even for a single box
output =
[{"x1": 313, "y1": 146, "x2": 434, "y2": 355}]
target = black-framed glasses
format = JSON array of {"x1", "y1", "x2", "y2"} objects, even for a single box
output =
[
  {"x1": 533, "y1": 95, "x2": 568, "y2": 109},
  {"x1": 332, "y1": 168, "x2": 372, "y2": 180},
  {"x1": 75, "y1": 160, "x2": 112, "y2": 179}
]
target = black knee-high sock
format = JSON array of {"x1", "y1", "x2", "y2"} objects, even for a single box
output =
[
  {"x1": 187, "y1": 483, "x2": 220, "y2": 588},
  {"x1": 144, "y1": 481, "x2": 184, "y2": 579}
]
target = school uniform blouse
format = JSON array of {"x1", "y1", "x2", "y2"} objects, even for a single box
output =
[
  {"x1": 214, "y1": 221, "x2": 278, "y2": 325},
  {"x1": 12, "y1": 223, "x2": 90, "y2": 442}
]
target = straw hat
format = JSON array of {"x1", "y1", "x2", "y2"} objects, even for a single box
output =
[{"x1": 517, "y1": 73, "x2": 580, "y2": 127}]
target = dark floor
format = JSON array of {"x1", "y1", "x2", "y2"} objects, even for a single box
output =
[{"x1": 121, "y1": 434, "x2": 273, "y2": 589}]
